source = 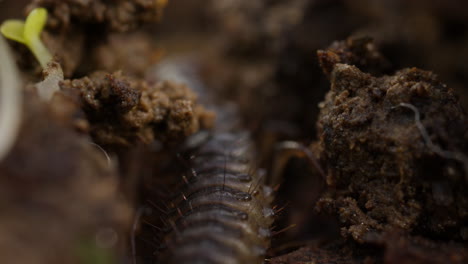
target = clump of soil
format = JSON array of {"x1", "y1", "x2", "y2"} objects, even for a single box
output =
[
  {"x1": 210, "y1": 0, "x2": 308, "y2": 56},
  {"x1": 315, "y1": 45, "x2": 468, "y2": 243},
  {"x1": 60, "y1": 71, "x2": 214, "y2": 147},
  {"x1": 270, "y1": 232, "x2": 468, "y2": 264},
  {"x1": 380, "y1": 231, "x2": 468, "y2": 264},
  {"x1": 348, "y1": 0, "x2": 468, "y2": 106},
  {"x1": 90, "y1": 32, "x2": 160, "y2": 78},
  {"x1": 0, "y1": 93, "x2": 130, "y2": 264},
  {"x1": 267, "y1": 36, "x2": 468, "y2": 264},
  {"x1": 27, "y1": 0, "x2": 167, "y2": 32},
  {"x1": 270, "y1": 243, "x2": 363, "y2": 264},
  {"x1": 15, "y1": 0, "x2": 166, "y2": 77},
  {"x1": 317, "y1": 36, "x2": 390, "y2": 77}
]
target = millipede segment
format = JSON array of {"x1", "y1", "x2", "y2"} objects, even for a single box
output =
[{"x1": 158, "y1": 132, "x2": 275, "y2": 264}]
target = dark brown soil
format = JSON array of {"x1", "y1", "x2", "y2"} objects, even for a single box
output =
[
  {"x1": 209, "y1": 0, "x2": 308, "y2": 57},
  {"x1": 60, "y1": 71, "x2": 214, "y2": 147},
  {"x1": 90, "y1": 32, "x2": 160, "y2": 78},
  {"x1": 269, "y1": 244, "x2": 363, "y2": 264},
  {"x1": 11, "y1": 0, "x2": 165, "y2": 77},
  {"x1": 381, "y1": 231, "x2": 468, "y2": 264},
  {"x1": 315, "y1": 56, "x2": 468, "y2": 243},
  {"x1": 27, "y1": 0, "x2": 166, "y2": 32}
]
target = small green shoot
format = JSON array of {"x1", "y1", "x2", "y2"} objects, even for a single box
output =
[{"x1": 0, "y1": 8, "x2": 52, "y2": 68}]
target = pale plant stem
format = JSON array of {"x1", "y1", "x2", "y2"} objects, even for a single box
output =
[{"x1": 29, "y1": 38, "x2": 52, "y2": 69}]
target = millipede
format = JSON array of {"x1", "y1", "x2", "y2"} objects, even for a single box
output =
[
  {"x1": 154, "y1": 130, "x2": 275, "y2": 263},
  {"x1": 144, "y1": 59, "x2": 277, "y2": 264}
]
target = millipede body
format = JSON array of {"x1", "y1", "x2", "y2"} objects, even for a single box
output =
[{"x1": 157, "y1": 131, "x2": 275, "y2": 264}]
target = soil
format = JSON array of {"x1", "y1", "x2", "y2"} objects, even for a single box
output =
[
  {"x1": 308, "y1": 38, "x2": 468, "y2": 262},
  {"x1": 269, "y1": 244, "x2": 363, "y2": 264},
  {"x1": 60, "y1": 71, "x2": 214, "y2": 147},
  {"x1": 27, "y1": 0, "x2": 167, "y2": 32},
  {"x1": 0, "y1": 0, "x2": 467, "y2": 263},
  {"x1": 315, "y1": 60, "x2": 468, "y2": 242}
]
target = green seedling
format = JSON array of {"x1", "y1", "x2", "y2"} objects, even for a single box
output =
[{"x1": 0, "y1": 8, "x2": 52, "y2": 68}]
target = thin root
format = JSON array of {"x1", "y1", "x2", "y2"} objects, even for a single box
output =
[
  {"x1": 397, "y1": 102, "x2": 468, "y2": 180},
  {"x1": 89, "y1": 142, "x2": 112, "y2": 168}
]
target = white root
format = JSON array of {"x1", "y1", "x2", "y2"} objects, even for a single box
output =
[
  {"x1": 398, "y1": 102, "x2": 468, "y2": 180},
  {"x1": 89, "y1": 142, "x2": 112, "y2": 169},
  {"x1": 0, "y1": 36, "x2": 22, "y2": 162}
]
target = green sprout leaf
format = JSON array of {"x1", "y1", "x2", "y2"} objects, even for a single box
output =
[
  {"x1": 0, "y1": 7, "x2": 52, "y2": 68},
  {"x1": 0, "y1": 20, "x2": 26, "y2": 44},
  {"x1": 24, "y1": 8, "x2": 48, "y2": 45}
]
